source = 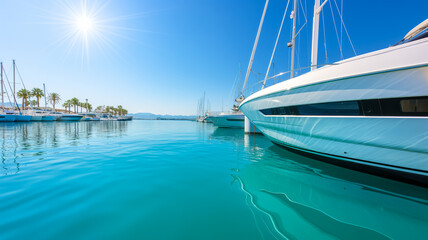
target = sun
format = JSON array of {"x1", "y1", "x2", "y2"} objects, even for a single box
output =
[
  {"x1": 40, "y1": 0, "x2": 144, "y2": 65},
  {"x1": 76, "y1": 15, "x2": 93, "y2": 33}
]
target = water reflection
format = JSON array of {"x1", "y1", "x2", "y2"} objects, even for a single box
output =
[
  {"x1": 0, "y1": 121, "x2": 129, "y2": 176},
  {"x1": 233, "y1": 135, "x2": 428, "y2": 239}
]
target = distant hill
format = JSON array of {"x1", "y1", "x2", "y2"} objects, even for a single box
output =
[
  {"x1": 3, "y1": 102, "x2": 22, "y2": 107},
  {"x1": 129, "y1": 112, "x2": 196, "y2": 120}
]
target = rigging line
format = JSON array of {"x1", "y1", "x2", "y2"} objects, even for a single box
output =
[
  {"x1": 15, "y1": 64, "x2": 35, "y2": 110},
  {"x1": 328, "y1": 0, "x2": 343, "y2": 59},
  {"x1": 1, "y1": 66, "x2": 13, "y2": 109},
  {"x1": 2, "y1": 67, "x2": 21, "y2": 114},
  {"x1": 241, "y1": 0, "x2": 269, "y2": 97},
  {"x1": 262, "y1": 0, "x2": 291, "y2": 89},
  {"x1": 293, "y1": 0, "x2": 308, "y2": 42},
  {"x1": 340, "y1": 0, "x2": 343, "y2": 51},
  {"x1": 332, "y1": 0, "x2": 357, "y2": 55}
]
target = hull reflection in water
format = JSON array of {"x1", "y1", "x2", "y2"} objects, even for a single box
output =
[{"x1": 234, "y1": 140, "x2": 428, "y2": 240}]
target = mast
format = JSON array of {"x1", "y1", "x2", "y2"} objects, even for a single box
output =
[
  {"x1": 238, "y1": 62, "x2": 241, "y2": 96},
  {"x1": 43, "y1": 83, "x2": 47, "y2": 110},
  {"x1": 13, "y1": 60, "x2": 15, "y2": 110},
  {"x1": 202, "y1": 91, "x2": 205, "y2": 116},
  {"x1": 1, "y1": 62, "x2": 3, "y2": 111},
  {"x1": 311, "y1": 0, "x2": 328, "y2": 71},
  {"x1": 272, "y1": 62, "x2": 275, "y2": 85},
  {"x1": 240, "y1": 0, "x2": 269, "y2": 97},
  {"x1": 290, "y1": 0, "x2": 298, "y2": 78}
]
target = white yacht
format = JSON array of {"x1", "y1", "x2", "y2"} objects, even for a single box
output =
[
  {"x1": 57, "y1": 113, "x2": 84, "y2": 121},
  {"x1": 209, "y1": 111, "x2": 245, "y2": 128},
  {"x1": 239, "y1": 1, "x2": 428, "y2": 185}
]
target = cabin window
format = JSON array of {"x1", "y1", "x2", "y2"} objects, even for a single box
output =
[
  {"x1": 297, "y1": 101, "x2": 360, "y2": 115},
  {"x1": 260, "y1": 96, "x2": 428, "y2": 117},
  {"x1": 400, "y1": 98, "x2": 428, "y2": 113}
]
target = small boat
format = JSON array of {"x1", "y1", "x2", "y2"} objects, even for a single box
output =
[
  {"x1": 117, "y1": 116, "x2": 133, "y2": 121},
  {"x1": 80, "y1": 113, "x2": 100, "y2": 121},
  {"x1": 58, "y1": 114, "x2": 84, "y2": 121},
  {"x1": 209, "y1": 111, "x2": 244, "y2": 128}
]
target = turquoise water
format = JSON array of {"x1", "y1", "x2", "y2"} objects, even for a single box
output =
[{"x1": 0, "y1": 120, "x2": 427, "y2": 240}]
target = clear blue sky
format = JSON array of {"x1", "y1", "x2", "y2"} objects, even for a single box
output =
[{"x1": 0, "y1": 0, "x2": 426, "y2": 115}]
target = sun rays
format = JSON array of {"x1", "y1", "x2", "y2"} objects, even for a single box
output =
[{"x1": 35, "y1": 0, "x2": 147, "y2": 66}]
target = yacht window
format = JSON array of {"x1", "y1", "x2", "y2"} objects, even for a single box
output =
[
  {"x1": 297, "y1": 101, "x2": 360, "y2": 115},
  {"x1": 259, "y1": 96, "x2": 428, "y2": 117},
  {"x1": 400, "y1": 98, "x2": 428, "y2": 113}
]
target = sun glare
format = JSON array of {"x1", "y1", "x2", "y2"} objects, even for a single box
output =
[
  {"x1": 76, "y1": 15, "x2": 93, "y2": 33},
  {"x1": 40, "y1": 0, "x2": 143, "y2": 65}
]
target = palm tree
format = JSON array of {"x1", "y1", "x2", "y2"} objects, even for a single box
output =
[
  {"x1": 117, "y1": 105, "x2": 123, "y2": 116},
  {"x1": 105, "y1": 106, "x2": 111, "y2": 114},
  {"x1": 63, "y1": 100, "x2": 71, "y2": 113},
  {"x1": 30, "y1": 100, "x2": 37, "y2": 107},
  {"x1": 17, "y1": 89, "x2": 31, "y2": 109},
  {"x1": 84, "y1": 103, "x2": 92, "y2": 112},
  {"x1": 95, "y1": 105, "x2": 104, "y2": 112},
  {"x1": 49, "y1": 93, "x2": 61, "y2": 111},
  {"x1": 31, "y1": 88, "x2": 44, "y2": 108},
  {"x1": 122, "y1": 109, "x2": 128, "y2": 116},
  {"x1": 111, "y1": 107, "x2": 118, "y2": 116},
  {"x1": 70, "y1": 98, "x2": 79, "y2": 113}
]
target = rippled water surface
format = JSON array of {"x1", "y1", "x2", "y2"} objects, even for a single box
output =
[{"x1": 0, "y1": 120, "x2": 427, "y2": 240}]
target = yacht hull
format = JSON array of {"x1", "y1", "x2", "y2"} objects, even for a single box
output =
[
  {"x1": 0, "y1": 115, "x2": 16, "y2": 122},
  {"x1": 58, "y1": 115, "x2": 83, "y2": 121},
  {"x1": 30, "y1": 116, "x2": 43, "y2": 121},
  {"x1": 14, "y1": 115, "x2": 32, "y2": 122},
  {"x1": 41, "y1": 116, "x2": 54, "y2": 121},
  {"x1": 240, "y1": 40, "x2": 428, "y2": 185},
  {"x1": 209, "y1": 114, "x2": 245, "y2": 128}
]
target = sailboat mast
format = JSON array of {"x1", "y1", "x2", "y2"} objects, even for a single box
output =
[
  {"x1": 290, "y1": 0, "x2": 298, "y2": 78},
  {"x1": 43, "y1": 83, "x2": 47, "y2": 110},
  {"x1": 241, "y1": 0, "x2": 269, "y2": 96},
  {"x1": 311, "y1": 0, "x2": 325, "y2": 71},
  {"x1": 238, "y1": 62, "x2": 241, "y2": 96},
  {"x1": 1, "y1": 62, "x2": 3, "y2": 111},
  {"x1": 13, "y1": 60, "x2": 15, "y2": 110}
]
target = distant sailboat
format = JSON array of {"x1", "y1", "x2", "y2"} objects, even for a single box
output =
[{"x1": 209, "y1": 64, "x2": 245, "y2": 128}]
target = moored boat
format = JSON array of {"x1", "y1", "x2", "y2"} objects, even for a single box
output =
[
  {"x1": 58, "y1": 114, "x2": 84, "y2": 121},
  {"x1": 0, "y1": 114, "x2": 16, "y2": 122},
  {"x1": 13, "y1": 114, "x2": 32, "y2": 122},
  {"x1": 117, "y1": 116, "x2": 133, "y2": 121},
  {"x1": 239, "y1": 2, "x2": 428, "y2": 185},
  {"x1": 209, "y1": 111, "x2": 244, "y2": 128},
  {"x1": 30, "y1": 115, "x2": 43, "y2": 121}
]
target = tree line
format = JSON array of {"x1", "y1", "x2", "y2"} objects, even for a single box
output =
[{"x1": 15, "y1": 87, "x2": 128, "y2": 116}]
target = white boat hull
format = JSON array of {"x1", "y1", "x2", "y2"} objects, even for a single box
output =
[
  {"x1": 240, "y1": 39, "x2": 428, "y2": 186},
  {"x1": 209, "y1": 114, "x2": 245, "y2": 128}
]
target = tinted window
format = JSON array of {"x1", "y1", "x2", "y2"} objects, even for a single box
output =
[
  {"x1": 259, "y1": 96, "x2": 428, "y2": 117},
  {"x1": 297, "y1": 101, "x2": 360, "y2": 116},
  {"x1": 401, "y1": 99, "x2": 428, "y2": 113}
]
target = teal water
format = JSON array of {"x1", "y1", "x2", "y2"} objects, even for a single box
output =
[{"x1": 0, "y1": 120, "x2": 427, "y2": 240}]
